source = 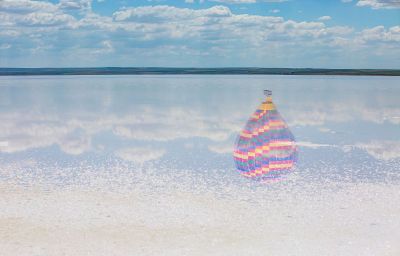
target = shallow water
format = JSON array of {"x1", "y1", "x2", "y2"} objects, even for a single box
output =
[{"x1": 0, "y1": 75, "x2": 399, "y2": 255}]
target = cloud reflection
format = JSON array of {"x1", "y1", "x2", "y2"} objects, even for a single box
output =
[
  {"x1": 115, "y1": 146, "x2": 166, "y2": 164},
  {"x1": 354, "y1": 140, "x2": 400, "y2": 161},
  {"x1": 0, "y1": 76, "x2": 399, "y2": 172}
]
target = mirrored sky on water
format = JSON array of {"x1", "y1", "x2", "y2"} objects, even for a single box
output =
[{"x1": 0, "y1": 75, "x2": 399, "y2": 188}]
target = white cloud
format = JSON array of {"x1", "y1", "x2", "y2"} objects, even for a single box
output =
[
  {"x1": 356, "y1": 0, "x2": 400, "y2": 9},
  {"x1": 208, "y1": 142, "x2": 233, "y2": 154},
  {"x1": 0, "y1": 0, "x2": 76, "y2": 28},
  {"x1": 1, "y1": 92, "x2": 400, "y2": 161},
  {"x1": 286, "y1": 139, "x2": 400, "y2": 161},
  {"x1": 0, "y1": 1, "x2": 399, "y2": 67},
  {"x1": 354, "y1": 140, "x2": 400, "y2": 160},
  {"x1": 287, "y1": 99, "x2": 400, "y2": 127},
  {"x1": 59, "y1": 130, "x2": 92, "y2": 155},
  {"x1": 318, "y1": 127, "x2": 336, "y2": 134},
  {"x1": 113, "y1": 5, "x2": 232, "y2": 22},
  {"x1": 0, "y1": 105, "x2": 241, "y2": 154},
  {"x1": 115, "y1": 147, "x2": 165, "y2": 164},
  {"x1": 91, "y1": 40, "x2": 114, "y2": 54},
  {"x1": 0, "y1": 30, "x2": 20, "y2": 37},
  {"x1": 19, "y1": 12, "x2": 76, "y2": 26},
  {"x1": 210, "y1": 0, "x2": 287, "y2": 3},
  {"x1": 297, "y1": 140, "x2": 400, "y2": 161},
  {"x1": 0, "y1": 43, "x2": 11, "y2": 50},
  {"x1": 326, "y1": 26, "x2": 353, "y2": 35},
  {"x1": 296, "y1": 141, "x2": 335, "y2": 149},
  {"x1": 0, "y1": 116, "x2": 92, "y2": 155},
  {"x1": 210, "y1": 0, "x2": 257, "y2": 3},
  {"x1": 5, "y1": 90, "x2": 398, "y2": 157},
  {"x1": 101, "y1": 40, "x2": 113, "y2": 51},
  {"x1": 112, "y1": 112, "x2": 234, "y2": 142},
  {"x1": 318, "y1": 15, "x2": 332, "y2": 21},
  {"x1": 58, "y1": 0, "x2": 92, "y2": 12},
  {"x1": 270, "y1": 9, "x2": 280, "y2": 13},
  {"x1": 359, "y1": 25, "x2": 400, "y2": 42},
  {"x1": 0, "y1": 0, "x2": 58, "y2": 13}
]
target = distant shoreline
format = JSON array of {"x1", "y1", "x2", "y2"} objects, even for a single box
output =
[{"x1": 1, "y1": 68, "x2": 399, "y2": 76}]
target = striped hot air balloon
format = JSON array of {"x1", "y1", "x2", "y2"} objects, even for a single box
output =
[{"x1": 233, "y1": 90, "x2": 298, "y2": 181}]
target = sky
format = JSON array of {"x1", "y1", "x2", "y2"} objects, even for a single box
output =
[{"x1": 0, "y1": 0, "x2": 399, "y2": 68}]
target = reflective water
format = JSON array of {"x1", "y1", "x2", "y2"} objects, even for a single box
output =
[{"x1": 0, "y1": 75, "x2": 399, "y2": 255}]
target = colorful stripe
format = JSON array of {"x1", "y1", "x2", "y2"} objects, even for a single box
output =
[
  {"x1": 240, "y1": 120, "x2": 287, "y2": 138},
  {"x1": 233, "y1": 140, "x2": 294, "y2": 160},
  {"x1": 241, "y1": 160, "x2": 295, "y2": 178}
]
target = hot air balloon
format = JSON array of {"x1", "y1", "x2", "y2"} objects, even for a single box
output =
[{"x1": 233, "y1": 90, "x2": 297, "y2": 181}]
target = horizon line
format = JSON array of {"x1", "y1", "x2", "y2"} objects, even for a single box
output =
[
  {"x1": 1, "y1": 67, "x2": 399, "y2": 76},
  {"x1": 1, "y1": 67, "x2": 399, "y2": 70}
]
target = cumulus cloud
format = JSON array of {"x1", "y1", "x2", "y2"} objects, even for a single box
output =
[
  {"x1": 286, "y1": 98, "x2": 400, "y2": 127},
  {"x1": 112, "y1": 107, "x2": 236, "y2": 142},
  {"x1": 113, "y1": 5, "x2": 232, "y2": 22},
  {"x1": 58, "y1": 0, "x2": 92, "y2": 12},
  {"x1": 208, "y1": 141, "x2": 234, "y2": 154},
  {"x1": 354, "y1": 140, "x2": 400, "y2": 160},
  {"x1": 115, "y1": 147, "x2": 165, "y2": 164},
  {"x1": 0, "y1": 43, "x2": 11, "y2": 50},
  {"x1": 0, "y1": 30, "x2": 20, "y2": 37},
  {"x1": 0, "y1": 1, "x2": 399, "y2": 67},
  {"x1": 296, "y1": 141, "x2": 335, "y2": 149},
  {"x1": 3, "y1": 88, "x2": 400, "y2": 155},
  {"x1": 356, "y1": 0, "x2": 400, "y2": 9},
  {"x1": 359, "y1": 25, "x2": 400, "y2": 42},
  {"x1": 100, "y1": 40, "x2": 114, "y2": 52},
  {"x1": 58, "y1": 129, "x2": 91, "y2": 155},
  {"x1": 0, "y1": 115, "x2": 92, "y2": 155},
  {"x1": 0, "y1": 0, "x2": 58, "y2": 13},
  {"x1": 0, "y1": 0, "x2": 76, "y2": 28},
  {"x1": 19, "y1": 12, "x2": 76, "y2": 26},
  {"x1": 210, "y1": 0, "x2": 257, "y2": 3},
  {"x1": 91, "y1": 40, "x2": 114, "y2": 54},
  {"x1": 318, "y1": 16, "x2": 332, "y2": 21},
  {"x1": 296, "y1": 140, "x2": 400, "y2": 161},
  {"x1": 210, "y1": 0, "x2": 287, "y2": 3},
  {"x1": 1, "y1": 86, "x2": 400, "y2": 164},
  {"x1": 0, "y1": 105, "x2": 241, "y2": 155}
]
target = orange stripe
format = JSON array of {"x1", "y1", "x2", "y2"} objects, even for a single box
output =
[
  {"x1": 241, "y1": 121, "x2": 287, "y2": 139},
  {"x1": 241, "y1": 162, "x2": 295, "y2": 178},
  {"x1": 242, "y1": 166, "x2": 271, "y2": 177},
  {"x1": 234, "y1": 140, "x2": 294, "y2": 159}
]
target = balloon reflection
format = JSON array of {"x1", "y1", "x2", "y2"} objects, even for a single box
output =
[{"x1": 234, "y1": 90, "x2": 298, "y2": 182}]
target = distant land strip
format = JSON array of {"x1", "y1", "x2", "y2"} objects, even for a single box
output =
[{"x1": 0, "y1": 68, "x2": 399, "y2": 76}]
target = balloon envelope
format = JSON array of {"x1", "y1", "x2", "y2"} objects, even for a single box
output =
[{"x1": 233, "y1": 92, "x2": 297, "y2": 181}]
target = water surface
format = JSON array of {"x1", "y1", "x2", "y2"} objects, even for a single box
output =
[{"x1": 0, "y1": 75, "x2": 399, "y2": 255}]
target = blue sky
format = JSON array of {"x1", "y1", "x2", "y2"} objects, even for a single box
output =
[{"x1": 0, "y1": 0, "x2": 399, "y2": 68}]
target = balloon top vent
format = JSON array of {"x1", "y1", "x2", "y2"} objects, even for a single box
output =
[{"x1": 264, "y1": 90, "x2": 272, "y2": 96}]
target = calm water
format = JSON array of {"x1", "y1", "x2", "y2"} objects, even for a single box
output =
[{"x1": 0, "y1": 75, "x2": 399, "y2": 255}]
